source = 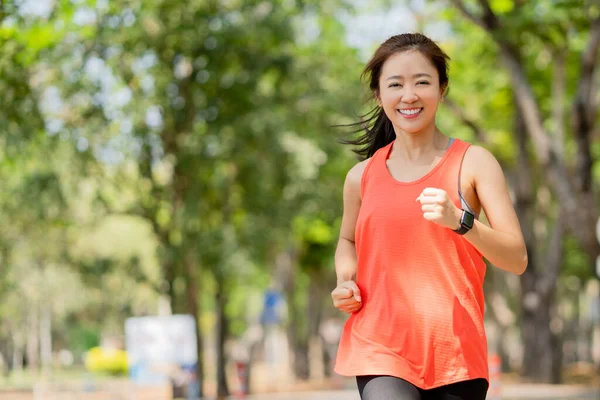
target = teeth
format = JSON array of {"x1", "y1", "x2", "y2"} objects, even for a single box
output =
[{"x1": 399, "y1": 108, "x2": 422, "y2": 115}]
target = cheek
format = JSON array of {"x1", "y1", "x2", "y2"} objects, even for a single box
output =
[
  {"x1": 423, "y1": 89, "x2": 442, "y2": 105},
  {"x1": 418, "y1": 94, "x2": 441, "y2": 113},
  {"x1": 380, "y1": 88, "x2": 400, "y2": 102},
  {"x1": 382, "y1": 99, "x2": 402, "y2": 117}
]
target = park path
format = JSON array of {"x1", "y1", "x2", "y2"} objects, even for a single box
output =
[{"x1": 241, "y1": 384, "x2": 600, "y2": 400}]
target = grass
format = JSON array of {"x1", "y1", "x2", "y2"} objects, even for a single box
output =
[{"x1": 0, "y1": 366, "x2": 124, "y2": 391}]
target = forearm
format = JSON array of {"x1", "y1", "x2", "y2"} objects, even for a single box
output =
[
  {"x1": 335, "y1": 237, "x2": 358, "y2": 284},
  {"x1": 463, "y1": 220, "x2": 528, "y2": 274}
]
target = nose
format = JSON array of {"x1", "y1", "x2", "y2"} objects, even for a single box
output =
[{"x1": 402, "y1": 86, "x2": 418, "y2": 103}]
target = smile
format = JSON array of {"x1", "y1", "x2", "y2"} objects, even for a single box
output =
[{"x1": 397, "y1": 108, "x2": 423, "y2": 118}]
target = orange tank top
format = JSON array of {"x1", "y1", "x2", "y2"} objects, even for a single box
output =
[{"x1": 334, "y1": 139, "x2": 489, "y2": 389}]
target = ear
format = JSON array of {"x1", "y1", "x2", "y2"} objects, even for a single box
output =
[
  {"x1": 440, "y1": 84, "x2": 448, "y2": 101},
  {"x1": 375, "y1": 91, "x2": 382, "y2": 107}
]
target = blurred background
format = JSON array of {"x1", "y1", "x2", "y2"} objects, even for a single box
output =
[{"x1": 0, "y1": 0, "x2": 599, "y2": 399}]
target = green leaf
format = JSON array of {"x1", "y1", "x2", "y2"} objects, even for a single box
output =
[{"x1": 490, "y1": 0, "x2": 514, "y2": 14}]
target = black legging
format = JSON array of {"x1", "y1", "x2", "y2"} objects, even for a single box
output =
[{"x1": 356, "y1": 375, "x2": 488, "y2": 400}]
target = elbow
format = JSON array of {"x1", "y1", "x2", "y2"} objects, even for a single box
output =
[{"x1": 514, "y1": 250, "x2": 528, "y2": 275}]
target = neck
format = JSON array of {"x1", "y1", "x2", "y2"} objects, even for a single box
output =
[{"x1": 391, "y1": 123, "x2": 447, "y2": 160}]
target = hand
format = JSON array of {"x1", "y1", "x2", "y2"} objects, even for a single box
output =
[
  {"x1": 331, "y1": 280, "x2": 362, "y2": 314},
  {"x1": 416, "y1": 187, "x2": 462, "y2": 230}
]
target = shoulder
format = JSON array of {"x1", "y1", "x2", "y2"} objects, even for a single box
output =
[
  {"x1": 462, "y1": 144, "x2": 504, "y2": 181},
  {"x1": 463, "y1": 144, "x2": 498, "y2": 164},
  {"x1": 345, "y1": 142, "x2": 390, "y2": 189},
  {"x1": 346, "y1": 158, "x2": 371, "y2": 187}
]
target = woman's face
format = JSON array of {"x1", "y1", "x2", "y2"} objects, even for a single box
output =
[{"x1": 377, "y1": 50, "x2": 444, "y2": 135}]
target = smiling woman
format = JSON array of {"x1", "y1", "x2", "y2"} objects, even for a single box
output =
[
  {"x1": 378, "y1": 51, "x2": 443, "y2": 130},
  {"x1": 331, "y1": 33, "x2": 527, "y2": 400}
]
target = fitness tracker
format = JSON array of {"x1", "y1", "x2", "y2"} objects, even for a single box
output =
[{"x1": 453, "y1": 209, "x2": 474, "y2": 235}]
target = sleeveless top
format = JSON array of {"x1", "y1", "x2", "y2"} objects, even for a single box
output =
[{"x1": 334, "y1": 138, "x2": 489, "y2": 389}]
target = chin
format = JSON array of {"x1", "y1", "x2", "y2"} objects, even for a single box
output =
[{"x1": 395, "y1": 123, "x2": 426, "y2": 134}]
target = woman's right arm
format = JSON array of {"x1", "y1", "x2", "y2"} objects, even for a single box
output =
[
  {"x1": 335, "y1": 161, "x2": 366, "y2": 283},
  {"x1": 332, "y1": 160, "x2": 368, "y2": 313}
]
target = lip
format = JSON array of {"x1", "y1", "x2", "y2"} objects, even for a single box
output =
[{"x1": 397, "y1": 107, "x2": 423, "y2": 119}]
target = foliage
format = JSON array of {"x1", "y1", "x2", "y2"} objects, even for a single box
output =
[
  {"x1": 0, "y1": 0, "x2": 597, "y2": 388},
  {"x1": 84, "y1": 346, "x2": 128, "y2": 376}
]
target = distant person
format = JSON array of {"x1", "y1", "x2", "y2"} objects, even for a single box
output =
[{"x1": 331, "y1": 33, "x2": 527, "y2": 400}]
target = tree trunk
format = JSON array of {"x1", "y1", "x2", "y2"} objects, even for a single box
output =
[
  {"x1": 483, "y1": 266, "x2": 513, "y2": 372},
  {"x1": 288, "y1": 295, "x2": 310, "y2": 379},
  {"x1": 288, "y1": 268, "x2": 325, "y2": 381},
  {"x1": 286, "y1": 269, "x2": 310, "y2": 381},
  {"x1": 520, "y1": 275, "x2": 556, "y2": 381},
  {"x1": 215, "y1": 281, "x2": 230, "y2": 399},
  {"x1": 275, "y1": 247, "x2": 308, "y2": 381},
  {"x1": 0, "y1": 337, "x2": 13, "y2": 377},
  {"x1": 39, "y1": 301, "x2": 52, "y2": 374},
  {"x1": 185, "y1": 252, "x2": 203, "y2": 399},
  {"x1": 12, "y1": 341, "x2": 22, "y2": 373},
  {"x1": 512, "y1": 99, "x2": 564, "y2": 382},
  {"x1": 10, "y1": 328, "x2": 23, "y2": 373},
  {"x1": 26, "y1": 303, "x2": 39, "y2": 371},
  {"x1": 520, "y1": 213, "x2": 564, "y2": 383},
  {"x1": 293, "y1": 341, "x2": 310, "y2": 381},
  {"x1": 519, "y1": 284, "x2": 551, "y2": 380},
  {"x1": 166, "y1": 253, "x2": 187, "y2": 315},
  {"x1": 307, "y1": 268, "x2": 326, "y2": 379},
  {"x1": 245, "y1": 337, "x2": 263, "y2": 395}
]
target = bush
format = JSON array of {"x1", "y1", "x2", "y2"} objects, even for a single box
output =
[{"x1": 84, "y1": 346, "x2": 128, "y2": 376}]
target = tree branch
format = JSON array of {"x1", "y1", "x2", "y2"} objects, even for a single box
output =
[
  {"x1": 514, "y1": 0, "x2": 527, "y2": 8},
  {"x1": 579, "y1": 15, "x2": 600, "y2": 127},
  {"x1": 571, "y1": 17, "x2": 600, "y2": 192},
  {"x1": 0, "y1": 1, "x2": 5, "y2": 24},
  {"x1": 451, "y1": 0, "x2": 552, "y2": 164},
  {"x1": 551, "y1": 49, "x2": 567, "y2": 161},
  {"x1": 449, "y1": 1, "x2": 600, "y2": 257},
  {"x1": 475, "y1": 0, "x2": 501, "y2": 30},
  {"x1": 449, "y1": 0, "x2": 486, "y2": 30},
  {"x1": 495, "y1": 43, "x2": 552, "y2": 164},
  {"x1": 512, "y1": 98, "x2": 535, "y2": 206},
  {"x1": 451, "y1": 0, "x2": 502, "y2": 31}
]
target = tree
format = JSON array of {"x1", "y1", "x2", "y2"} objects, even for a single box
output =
[
  {"x1": 52, "y1": 0, "x2": 358, "y2": 396},
  {"x1": 447, "y1": 0, "x2": 600, "y2": 256},
  {"x1": 442, "y1": 0, "x2": 600, "y2": 381}
]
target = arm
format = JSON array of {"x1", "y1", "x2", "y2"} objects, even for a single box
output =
[
  {"x1": 335, "y1": 238, "x2": 357, "y2": 284},
  {"x1": 331, "y1": 160, "x2": 368, "y2": 313},
  {"x1": 334, "y1": 160, "x2": 366, "y2": 284},
  {"x1": 461, "y1": 146, "x2": 528, "y2": 275}
]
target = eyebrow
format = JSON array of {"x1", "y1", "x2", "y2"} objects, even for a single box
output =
[{"x1": 386, "y1": 73, "x2": 432, "y2": 80}]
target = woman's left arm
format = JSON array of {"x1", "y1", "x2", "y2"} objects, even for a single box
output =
[
  {"x1": 460, "y1": 146, "x2": 528, "y2": 274},
  {"x1": 417, "y1": 145, "x2": 528, "y2": 275}
]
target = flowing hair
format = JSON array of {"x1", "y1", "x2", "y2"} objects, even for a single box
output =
[{"x1": 340, "y1": 33, "x2": 451, "y2": 160}]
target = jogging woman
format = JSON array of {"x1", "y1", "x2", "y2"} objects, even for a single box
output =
[{"x1": 331, "y1": 33, "x2": 527, "y2": 400}]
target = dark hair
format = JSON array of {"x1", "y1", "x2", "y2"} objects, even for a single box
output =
[{"x1": 341, "y1": 33, "x2": 451, "y2": 160}]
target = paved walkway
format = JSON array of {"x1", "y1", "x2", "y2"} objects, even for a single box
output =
[
  {"x1": 240, "y1": 384, "x2": 600, "y2": 400},
  {"x1": 501, "y1": 383, "x2": 600, "y2": 399},
  {"x1": 1, "y1": 385, "x2": 598, "y2": 400}
]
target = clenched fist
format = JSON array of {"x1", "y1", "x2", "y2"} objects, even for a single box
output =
[
  {"x1": 331, "y1": 280, "x2": 362, "y2": 314},
  {"x1": 416, "y1": 187, "x2": 462, "y2": 230}
]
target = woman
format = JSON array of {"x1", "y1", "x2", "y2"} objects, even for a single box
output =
[{"x1": 331, "y1": 33, "x2": 527, "y2": 400}]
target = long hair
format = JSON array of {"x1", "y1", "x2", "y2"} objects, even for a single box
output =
[{"x1": 341, "y1": 33, "x2": 451, "y2": 160}]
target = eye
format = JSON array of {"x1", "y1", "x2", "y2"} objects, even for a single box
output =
[
  {"x1": 417, "y1": 81, "x2": 430, "y2": 85},
  {"x1": 388, "y1": 83, "x2": 402, "y2": 88}
]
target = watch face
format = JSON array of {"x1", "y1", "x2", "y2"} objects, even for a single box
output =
[{"x1": 462, "y1": 211, "x2": 475, "y2": 228}]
